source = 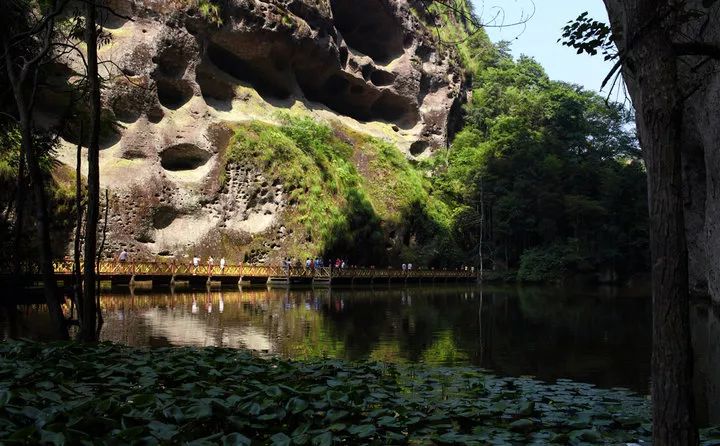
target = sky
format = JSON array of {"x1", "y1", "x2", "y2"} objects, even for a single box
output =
[{"x1": 474, "y1": 0, "x2": 613, "y2": 93}]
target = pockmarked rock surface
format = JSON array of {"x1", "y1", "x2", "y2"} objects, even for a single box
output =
[{"x1": 51, "y1": 0, "x2": 466, "y2": 261}]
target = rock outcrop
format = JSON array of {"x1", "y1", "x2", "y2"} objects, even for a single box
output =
[{"x1": 52, "y1": 0, "x2": 465, "y2": 261}]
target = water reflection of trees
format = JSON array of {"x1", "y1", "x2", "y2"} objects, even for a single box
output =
[
  {"x1": 4, "y1": 285, "x2": 717, "y2": 425},
  {"x1": 481, "y1": 286, "x2": 654, "y2": 392}
]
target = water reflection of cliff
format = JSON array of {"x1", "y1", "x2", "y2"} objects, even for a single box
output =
[
  {"x1": 96, "y1": 286, "x2": 656, "y2": 390},
  {"x1": 2, "y1": 285, "x2": 717, "y2": 425},
  {"x1": 99, "y1": 288, "x2": 335, "y2": 356}
]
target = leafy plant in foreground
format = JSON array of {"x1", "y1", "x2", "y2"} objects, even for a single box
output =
[{"x1": 1, "y1": 341, "x2": 716, "y2": 445}]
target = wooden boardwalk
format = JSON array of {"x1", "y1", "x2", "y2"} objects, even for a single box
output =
[{"x1": 8, "y1": 261, "x2": 480, "y2": 288}]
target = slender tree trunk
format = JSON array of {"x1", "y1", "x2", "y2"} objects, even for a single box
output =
[
  {"x1": 13, "y1": 155, "x2": 26, "y2": 275},
  {"x1": 74, "y1": 136, "x2": 83, "y2": 319},
  {"x1": 479, "y1": 176, "x2": 484, "y2": 282},
  {"x1": 80, "y1": 0, "x2": 100, "y2": 342},
  {"x1": 3, "y1": 0, "x2": 70, "y2": 340},
  {"x1": 20, "y1": 112, "x2": 68, "y2": 340},
  {"x1": 96, "y1": 188, "x2": 109, "y2": 335}
]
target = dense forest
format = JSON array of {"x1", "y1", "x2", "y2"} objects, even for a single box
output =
[{"x1": 426, "y1": 14, "x2": 647, "y2": 282}]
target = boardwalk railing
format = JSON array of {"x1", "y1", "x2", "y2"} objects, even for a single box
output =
[{"x1": 38, "y1": 261, "x2": 478, "y2": 280}]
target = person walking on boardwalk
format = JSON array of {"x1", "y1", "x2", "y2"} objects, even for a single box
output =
[
  {"x1": 119, "y1": 249, "x2": 128, "y2": 263},
  {"x1": 281, "y1": 257, "x2": 288, "y2": 275},
  {"x1": 407, "y1": 263, "x2": 413, "y2": 271},
  {"x1": 220, "y1": 257, "x2": 226, "y2": 273},
  {"x1": 192, "y1": 255, "x2": 200, "y2": 275},
  {"x1": 305, "y1": 258, "x2": 311, "y2": 269}
]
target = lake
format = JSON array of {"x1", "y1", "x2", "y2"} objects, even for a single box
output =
[{"x1": 1, "y1": 284, "x2": 718, "y2": 425}]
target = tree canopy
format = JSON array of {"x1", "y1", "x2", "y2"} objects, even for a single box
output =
[{"x1": 429, "y1": 28, "x2": 647, "y2": 281}]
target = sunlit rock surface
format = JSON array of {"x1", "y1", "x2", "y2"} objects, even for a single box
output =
[{"x1": 51, "y1": 0, "x2": 466, "y2": 261}]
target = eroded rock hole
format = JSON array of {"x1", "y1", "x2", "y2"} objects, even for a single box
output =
[
  {"x1": 325, "y1": 75, "x2": 349, "y2": 95},
  {"x1": 159, "y1": 144, "x2": 211, "y2": 171},
  {"x1": 409, "y1": 140, "x2": 430, "y2": 156},
  {"x1": 153, "y1": 44, "x2": 191, "y2": 78},
  {"x1": 156, "y1": 78, "x2": 193, "y2": 109},
  {"x1": 206, "y1": 42, "x2": 293, "y2": 99},
  {"x1": 416, "y1": 45, "x2": 433, "y2": 61},
  {"x1": 196, "y1": 61, "x2": 235, "y2": 101},
  {"x1": 330, "y1": 0, "x2": 404, "y2": 63},
  {"x1": 371, "y1": 91, "x2": 418, "y2": 128},
  {"x1": 112, "y1": 100, "x2": 142, "y2": 123},
  {"x1": 147, "y1": 106, "x2": 164, "y2": 123},
  {"x1": 361, "y1": 65, "x2": 373, "y2": 80},
  {"x1": 403, "y1": 35, "x2": 414, "y2": 49},
  {"x1": 299, "y1": 72, "x2": 374, "y2": 122},
  {"x1": 339, "y1": 47, "x2": 349, "y2": 67},
  {"x1": 153, "y1": 206, "x2": 178, "y2": 229},
  {"x1": 370, "y1": 70, "x2": 395, "y2": 86},
  {"x1": 122, "y1": 148, "x2": 147, "y2": 159}
]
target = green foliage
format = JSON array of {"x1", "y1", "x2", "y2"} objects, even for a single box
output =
[
  {"x1": 517, "y1": 243, "x2": 582, "y2": 282},
  {"x1": 431, "y1": 34, "x2": 648, "y2": 278},
  {"x1": 196, "y1": 0, "x2": 222, "y2": 26},
  {"x1": 0, "y1": 127, "x2": 21, "y2": 185},
  {"x1": 0, "y1": 122, "x2": 77, "y2": 262},
  {"x1": 0, "y1": 340, "x2": 699, "y2": 445},
  {"x1": 559, "y1": 12, "x2": 615, "y2": 60},
  {"x1": 414, "y1": 0, "x2": 497, "y2": 75},
  {"x1": 225, "y1": 115, "x2": 452, "y2": 265}
]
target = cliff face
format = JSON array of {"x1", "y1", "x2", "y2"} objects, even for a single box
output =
[{"x1": 53, "y1": 0, "x2": 465, "y2": 263}]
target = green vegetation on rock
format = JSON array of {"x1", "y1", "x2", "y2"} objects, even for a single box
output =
[{"x1": 225, "y1": 115, "x2": 453, "y2": 266}]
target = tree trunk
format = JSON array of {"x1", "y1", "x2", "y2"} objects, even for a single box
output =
[
  {"x1": 13, "y1": 155, "x2": 26, "y2": 275},
  {"x1": 20, "y1": 112, "x2": 68, "y2": 340},
  {"x1": 74, "y1": 136, "x2": 83, "y2": 318},
  {"x1": 3, "y1": 0, "x2": 70, "y2": 340},
  {"x1": 80, "y1": 0, "x2": 100, "y2": 342},
  {"x1": 639, "y1": 61, "x2": 698, "y2": 445},
  {"x1": 603, "y1": 1, "x2": 698, "y2": 443}
]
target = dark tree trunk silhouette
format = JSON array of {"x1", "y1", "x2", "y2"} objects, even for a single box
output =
[
  {"x1": 602, "y1": 1, "x2": 699, "y2": 443},
  {"x1": 74, "y1": 134, "x2": 84, "y2": 317},
  {"x1": 80, "y1": 0, "x2": 101, "y2": 342},
  {"x1": 13, "y1": 155, "x2": 26, "y2": 276},
  {"x1": 2, "y1": 1, "x2": 69, "y2": 340},
  {"x1": 19, "y1": 105, "x2": 67, "y2": 340}
]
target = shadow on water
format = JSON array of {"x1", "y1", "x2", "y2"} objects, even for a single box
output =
[
  {"x1": 691, "y1": 301, "x2": 720, "y2": 427},
  {"x1": 1, "y1": 284, "x2": 718, "y2": 425}
]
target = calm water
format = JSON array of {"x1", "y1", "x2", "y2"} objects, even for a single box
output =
[{"x1": 2, "y1": 285, "x2": 718, "y2": 425}]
